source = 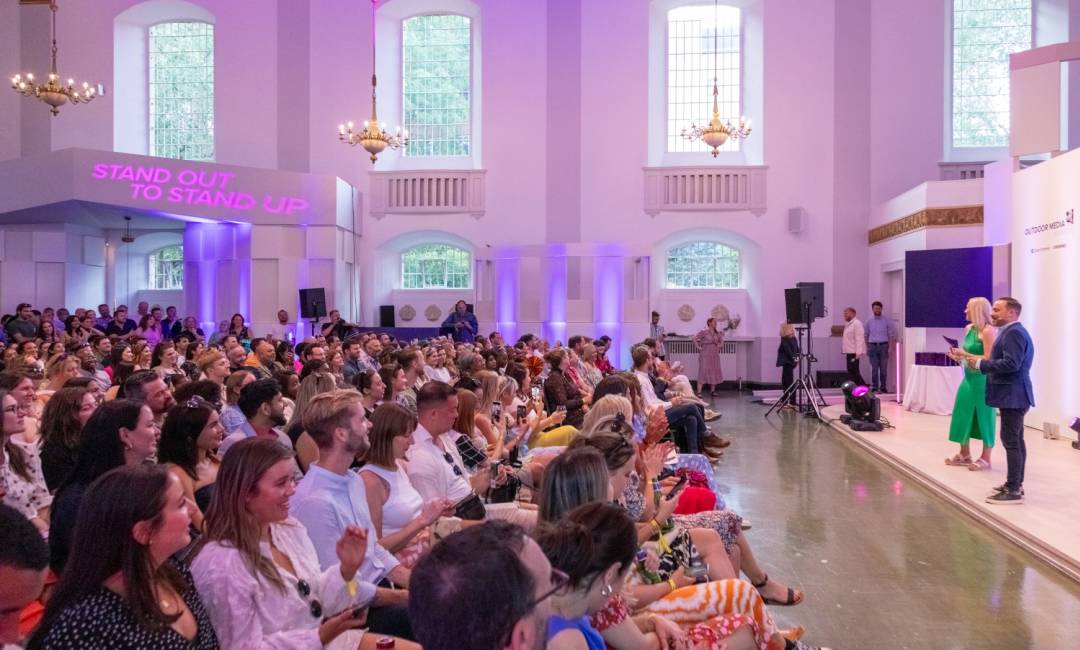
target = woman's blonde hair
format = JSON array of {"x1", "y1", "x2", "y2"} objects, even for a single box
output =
[
  {"x1": 286, "y1": 371, "x2": 339, "y2": 431},
  {"x1": 453, "y1": 388, "x2": 479, "y2": 437},
  {"x1": 780, "y1": 321, "x2": 795, "y2": 337},
  {"x1": 497, "y1": 375, "x2": 519, "y2": 402},
  {"x1": 195, "y1": 438, "x2": 296, "y2": 592},
  {"x1": 580, "y1": 395, "x2": 633, "y2": 433},
  {"x1": 966, "y1": 297, "x2": 992, "y2": 331},
  {"x1": 475, "y1": 370, "x2": 500, "y2": 415},
  {"x1": 196, "y1": 350, "x2": 226, "y2": 374}
]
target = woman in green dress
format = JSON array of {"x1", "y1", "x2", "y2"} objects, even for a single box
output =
[{"x1": 945, "y1": 297, "x2": 997, "y2": 470}]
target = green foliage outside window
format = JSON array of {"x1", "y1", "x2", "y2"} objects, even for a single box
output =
[
  {"x1": 403, "y1": 15, "x2": 471, "y2": 157},
  {"x1": 150, "y1": 22, "x2": 214, "y2": 161},
  {"x1": 666, "y1": 242, "x2": 740, "y2": 288},
  {"x1": 402, "y1": 244, "x2": 471, "y2": 289},
  {"x1": 149, "y1": 245, "x2": 184, "y2": 290}
]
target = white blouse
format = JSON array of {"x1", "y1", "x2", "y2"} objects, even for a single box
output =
[
  {"x1": 357, "y1": 462, "x2": 424, "y2": 537},
  {"x1": 424, "y1": 365, "x2": 451, "y2": 384},
  {"x1": 190, "y1": 517, "x2": 367, "y2": 650},
  {"x1": 1, "y1": 438, "x2": 51, "y2": 522}
]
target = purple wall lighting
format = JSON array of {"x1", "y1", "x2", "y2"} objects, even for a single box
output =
[
  {"x1": 495, "y1": 258, "x2": 519, "y2": 343},
  {"x1": 544, "y1": 256, "x2": 567, "y2": 344},
  {"x1": 593, "y1": 255, "x2": 624, "y2": 366}
]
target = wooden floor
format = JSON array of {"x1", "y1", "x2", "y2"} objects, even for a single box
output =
[{"x1": 821, "y1": 400, "x2": 1080, "y2": 583}]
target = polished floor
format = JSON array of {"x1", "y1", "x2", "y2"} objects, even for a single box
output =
[{"x1": 710, "y1": 394, "x2": 1080, "y2": 650}]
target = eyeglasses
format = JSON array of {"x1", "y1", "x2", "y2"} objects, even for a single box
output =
[
  {"x1": 295, "y1": 579, "x2": 323, "y2": 618},
  {"x1": 528, "y1": 568, "x2": 570, "y2": 609}
]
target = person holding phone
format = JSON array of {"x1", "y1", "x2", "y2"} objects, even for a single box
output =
[{"x1": 944, "y1": 297, "x2": 997, "y2": 471}]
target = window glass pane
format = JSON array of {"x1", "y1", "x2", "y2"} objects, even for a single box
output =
[
  {"x1": 952, "y1": 0, "x2": 1030, "y2": 148},
  {"x1": 403, "y1": 15, "x2": 471, "y2": 157},
  {"x1": 665, "y1": 242, "x2": 740, "y2": 288},
  {"x1": 149, "y1": 22, "x2": 215, "y2": 161},
  {"x1": 401, "y1": 243, "x2": 471, "y2": 289},
  {"x1": 148, "y1": 245, "x2": 184, "y2": 290},
  {"x1": 666, "y1": 5, "x2": 741, "y2": 153}
]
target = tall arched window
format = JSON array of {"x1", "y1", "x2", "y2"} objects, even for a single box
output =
[
  {"x1": 149, "y1": 21, "x2": 214, "y2": 161},
  {"x1": 148, "y1": 245, "x2": 184, "y2": 290},
  {"x1": 950, "y1": 0, "x2": 1031, "y2": 149},
  {"x1": 666, "y1": 4, "x2": 742, "y2": 153},
  {"x1": 402, "y1": 14, "x2": 472, "y2": 157},
  {"x1": 402, "y1": 244, "x2": 471, "y2": 289},
  {"x1": 665, "y1": 242, "x2": 740, "y2": 288}
]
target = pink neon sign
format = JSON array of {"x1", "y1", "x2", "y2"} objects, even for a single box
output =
[{"x1": 91, "y1": 163, "x2": 310, "y2": 215}]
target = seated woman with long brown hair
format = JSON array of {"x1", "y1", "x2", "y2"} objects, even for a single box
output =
[{"x1": 29, "y1": 464, "x2": 219, "y2": 648}]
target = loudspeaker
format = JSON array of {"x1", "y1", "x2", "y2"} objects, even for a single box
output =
[
  {"x1": 784, "y1": 288, "x2": 806, "y2": 324},
  {"x1": 788, "y1": 207, "x2": 806, "y2": 233},
  {"x1": 796, "y1": 282, "x2": 825, "y2": 318},
  {"x1": 299, "y1": 288, "x2": 327, "y2": 319},
  {"x1": 379, "y1": 305, "x2": 395, "y2": 328}
]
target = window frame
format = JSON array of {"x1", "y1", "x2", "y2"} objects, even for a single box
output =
[
  {"x1": 147, "y1": 19, "x2": 216, "y2": 162},
  {"x1": 944, "y1": 0, "x2": 1035, "y2": 162},
  {"x1": 147, "y1": 244, "x2": 185, "y2": 290},
  {"x1": 664, "y1": 3, "x2": 746, "y2": 157},
  {"x1": 400, "y1": 243, "x2": 473, "y2": 290},
  {"x1": 400, "y1": 12, "x2": 474, "y2": 159},
  {"x1": 664, "y1": 241, "x2": 742, "y2": 289}
]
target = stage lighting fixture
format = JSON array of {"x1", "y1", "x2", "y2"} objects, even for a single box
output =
[
  {"x1": 1071, "y1": 417, "x2": 1080, "y2": 451},
  {"x1": 840, "y1": 381, "x2": 882, "y2": 431}
]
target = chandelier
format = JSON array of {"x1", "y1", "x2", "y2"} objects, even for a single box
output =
[
  {"x1": 338, "y1": 0, "x2": 407, "y2": 164},
  {"x1": 680, "y1": 0, "x2": 751, "y2": 157},
  {"x1": 10, "y1": 1, "x2": 99, "y2": 117}
]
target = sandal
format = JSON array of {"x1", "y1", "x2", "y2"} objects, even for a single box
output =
[
  {"x1": 968, "y1": 458, "x2": 991, "y2": 471},
  {"x1": 945, "y1": 453, "x2": 972, "y2": 466},
  {"x1": 752, "y1": 574, "x2": 804, "y2": 607}
]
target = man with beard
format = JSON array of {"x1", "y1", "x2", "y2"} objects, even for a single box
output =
[
  {"x1": 290, "y1": 391, "x2": 417, "y2": 641},
  {"x1": 122, "y1": 370, "x2": 176, "y2": 428},
  {"x1": 217, "y1": 378, "x2": 294, "y2": 462},
  {"x1": 73, "y1": 339, "x2": 110, "y2": 392}
]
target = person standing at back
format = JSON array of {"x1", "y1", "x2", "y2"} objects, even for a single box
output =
[
  {"x1": 960, "y1": 297, "x2": 1034, "y2": 505},
  {"x1": 865, "y1": 301, "x2": 897, "y2": 393},
  {"x1": 841, "y1": 307, "x2": 866, "y2": 386},
  {"x1": 649, "y1": 311, "x2": 666, "y2": 361}
]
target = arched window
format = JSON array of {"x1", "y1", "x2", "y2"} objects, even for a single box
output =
[
  {"x1": 665, "y1": 242, "x2": 740, "y2": 288},
  {"x1": 666, "y1": 4, "x2": 742, "y2": 154},
  {"x1": 149, "y1": 21, "x2": 214, "y2": 161},
  {"x1": 148, "y1": 245, "x2": 184, "y2": 290},
  {"x1": 950, "y1": 0, "x2": 1031, "y2": 149},
  {"x1": 402, "y1": 244, "x2": 471, "y2": 289},
  {"x1": 402, "y1": 14, "x2": 472, "y2": 157}
]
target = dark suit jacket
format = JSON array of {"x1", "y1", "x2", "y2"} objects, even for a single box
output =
[{"x1": 979, "y1": 322, "x2": 1034, "y2": 409}]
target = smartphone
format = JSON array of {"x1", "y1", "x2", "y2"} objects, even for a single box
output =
[
  {"x1": 657, "y1": 466, "x2": 676, "y2": 481},
  {"x1": 530, "y1": 385, "x2": 542, "y2": 401},
  {"x1": 555, "y1": 405, "x2": 567, "y2": 414},
  {"x1": 517, "y1": 404, "x2": 527, "y2": 420},
  {"x1": 491, "y1": 400, "x2": 502, "y2": 420},
  {"x1": 490, "y1": 459, "x2": 502, "y2": 480},
  {"x1": 664, "y1": 475, "x2": 689, "y2": 501}
]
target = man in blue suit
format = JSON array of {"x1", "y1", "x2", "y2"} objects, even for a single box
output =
[{"x1": 965, "y1": 297, "x2": 1034, "y2": 505}]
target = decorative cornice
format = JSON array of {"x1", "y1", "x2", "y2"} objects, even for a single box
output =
[{"x1": 868, "y1": 205, "x2": 983, "y2": 245}]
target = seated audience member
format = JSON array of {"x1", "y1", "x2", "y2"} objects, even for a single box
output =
[
  {"x1": 224, "y1": 341, "x2": 248, "y2": 372},
  {"x1": 227, "y1": 313, "x2": 250, "y2": 341},
  {"x1": 379, "y1": 364, "x2": 409, "y2": 408},
  {"x1": 130, "y1": 341, "x2": 153, "y2": 371},
  {"x1": 353, "y1": 369, "x2": 385, "y2": 419},
  {"x1": 220, "y1": 369, "x2": 255, "y2": 434},
  {"x1": 275, "y1": 339, "x2": 299, "y2": 373},
  {"x1": 284, "y1": 369, "x2": 337, "y2": 474},
  {"x1": 0, "y1": 505, "x2": 50, "y2": 647},
  {"x1": 248, "y1": 338, "x2": 277, "y2": 380},
  {"x1": 206, "y1": 320, "x2": 229, "y2": 348},
  {"x1": 197, "y1": 350, "x2": 231, "y2": 388},
  {"x1": 275, "y1": 369, "x2": 300, "y2": 420},
  {"x1": 123, "y1": 369, "x2": 176, "y2": 428},
  {"x1": 408, "y1": 521, "x2": 555, "y2": 650},
  {"x1": 48, "y1": 400, "x2": 158, "y2": 573},
  {"x1": 38, "y1": 387, "x2": 95, "y2": 492},
  {"x1": 191, "y1": 438, "x2": 382, "y2": 650},
  {"x1": 173, "y1": 317, "x2": 205, "y2": 343},
  {"x1": 327, "y1": 349, "x2": 347, "y2": 387},
  {"x1": 38, "y1": 354, "x2": 81, "y2": 400},
  {"x1": 218, "y1": 378, "x2": 293, "y2": 458},
  {"x1": 451, "y1": 388, "x2": 495, "y2": 472},
  {"x1": 630, "y1": 346, "x2": 706, "y2": 454},
  {"x1": 536, "y1": 502, "x2": 640, "y2": 650},
  {"x1": 104, "y1": 307, "x2": 137, "y2": 340},
  {"x1": 543, "y1": 348, "x2": 589, "y2": 429},
  {"x1": 72, "y1": 340, "x2": 110, "y2": 392},
  {"x1": 158, "y1": 397, "x2": 224, "y2": 529},
  {"x1": 506, "y1": 363, "x2": 573, "y2": 449},
  {"x1": 341, "y1": 337, "x2": 365, "y2": 386},
  {"x1": 1, "y1": 389, "x2": 51, "y2": 535},
  {"x1": 360, "y1": 403, "x2": 450, "y2": 568},
  {"x1": 454, "y1": 351, "x2": 483, "y2": 392},
  {"x1": 29, "y1": 465, "x2": 219, "y2": 649},
  {"x1": 135, "y1": 314, "x2": 163, "y2": 349},
  {"x1": 422, "y1": 346, "x2": 450, "y2": 384},
  {"x1": 291, "y1": 391, "x2": 421, "y2": 642},
  {"x1": 150, "y1": 341, "x2": 183, "y2": 380},
  {"x1": 171, "y1": 380, "x2": 225, "y2": 412}
]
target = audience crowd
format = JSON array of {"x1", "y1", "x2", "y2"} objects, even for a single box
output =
[{"x1": 0, "y1": 300, "x2": 825, "y2": 650}]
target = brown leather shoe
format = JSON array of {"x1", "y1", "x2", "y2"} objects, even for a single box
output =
[{"x1": 712, "y1": 437, "x2": 731, "y2": 448}]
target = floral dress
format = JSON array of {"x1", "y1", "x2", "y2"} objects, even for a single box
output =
[
  {"x1": 693, "y1": 328, "x2": 725, "y2": 386},
  {"x1": 622, "y1": 472, "x2": 741, "y2": 555}
]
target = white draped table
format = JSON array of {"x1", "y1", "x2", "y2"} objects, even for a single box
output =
[{"x1": 902, "y1": 364, "x2": 964, "y2": 416}]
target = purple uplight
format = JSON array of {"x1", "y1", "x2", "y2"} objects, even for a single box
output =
[{"x1": 852, "y1": 385, "x2": 870, "y2": 397}]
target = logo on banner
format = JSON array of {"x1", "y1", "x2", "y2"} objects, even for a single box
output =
[{"x1": 1024, "y1": 209, "x2": 1074, "y2": 236}]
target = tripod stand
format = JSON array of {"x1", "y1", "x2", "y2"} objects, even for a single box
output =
[{"x1": 766, "y1": 302, "x2": 827, "y2": 419}]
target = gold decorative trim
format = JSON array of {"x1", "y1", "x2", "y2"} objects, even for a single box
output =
[{"x1": 868, "y1": 206, "x2": 983, "y2": 245}]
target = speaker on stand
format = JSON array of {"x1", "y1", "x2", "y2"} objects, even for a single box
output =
[{"x1": 299, "y1": 288, "x2": 327, "y2": 338}]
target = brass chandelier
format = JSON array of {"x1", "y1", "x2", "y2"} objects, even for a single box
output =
[
  {"x1": 339, "y1": 0, "x2": 408, "y2": 163},
  {"x1": 680, "y1": 0, "x2": 751, "y2": 156},
  {"x1": 10, "y1": 1, "x2": 100, "y2": 116}
]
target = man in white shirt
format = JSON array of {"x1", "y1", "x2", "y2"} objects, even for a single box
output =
[
  {"x1": 842, "y1": 307, "x2": 867, "y2": 385},
  {"x1": 263, "y1": 309, "x2": 294, "y2": 343},
  {"x1": 405, "y1": 382, "x2": 496, "y2": 520},
  {"x1": 631, "y1": 345, "x2": 706, "y2": 454},
  {"x1": 291, "y1": 390, "x2": 415, "y2": 641}
]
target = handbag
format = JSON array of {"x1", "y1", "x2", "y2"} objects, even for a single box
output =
[{"x1": 453, "y1": 492, "x2": 486, "y2": 520}]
